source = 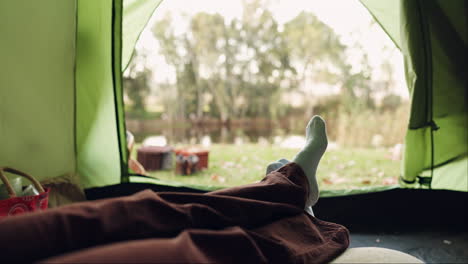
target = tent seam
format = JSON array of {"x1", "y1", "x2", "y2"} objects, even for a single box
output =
[
  {"x1": 111, "y1": 0, "x2": 129, "y2": 184},
  {"x1": 73, "y1": 0, "x2": 79, "y2": 177},
  {"x1": 421, "y1": 0, "x2": 435, "y2": 189}
]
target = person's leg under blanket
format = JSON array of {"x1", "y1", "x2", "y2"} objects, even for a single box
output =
[
  {"x1": 42, "y1": 164, "x2": 349, "y2": 264},
  {"x1": 0, "y1": 116, "x2": 349, "y2": 264}
]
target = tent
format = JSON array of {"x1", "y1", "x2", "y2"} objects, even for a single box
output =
[
  {"x1": 361, "y1": 0, "x2": 467, "y2": 192},
  {"x1": 0, "y1": 0, "x2": 467, "y2": 260},
  {"x1": 0, "y1": 0, "x2": 163, "y2": 204},
  {"x1": 1, "y1": 0, "x2": 465, "y2": 200}
]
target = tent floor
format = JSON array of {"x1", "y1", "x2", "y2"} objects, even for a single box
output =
[
  {"x1": 86, "y1": 184, "x2": 468, "y2": 263},
  {"x1": 349, "y1": 229, "x2": 468, "y2": 263},
  {"x1": 314, "y1": 188, "x2": 468, "y2": 263}
]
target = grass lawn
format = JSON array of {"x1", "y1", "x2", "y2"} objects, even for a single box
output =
[{"x1": 134, "y1": 144, "x2": 400, "y2": 190}]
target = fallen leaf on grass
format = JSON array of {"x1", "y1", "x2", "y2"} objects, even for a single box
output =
[
  {"x1": 361, "y1": 179, "x2": 372, "y2": 184},
  {"x1": 322, "y1": 178, "x2": 334, "y2": 185},
  {"x1": 210, "y1": 174, "x2": 226, "y2": 183},
  {"x1": 322, "y1": 174, "x2": 347, "y2": 185}
]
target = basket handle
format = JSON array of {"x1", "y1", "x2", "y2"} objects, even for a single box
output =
[{"x1": 0, "y1": 167, "x2": 45, "y2": 198}]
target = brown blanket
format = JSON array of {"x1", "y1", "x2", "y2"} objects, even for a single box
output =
[{"x1": 0, "y1": 163, "x2": 349, "y2": 263}]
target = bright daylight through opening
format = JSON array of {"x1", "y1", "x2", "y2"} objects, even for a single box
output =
[{"x1": 123, "y1": 0, "x2": 409, "y2": 194}]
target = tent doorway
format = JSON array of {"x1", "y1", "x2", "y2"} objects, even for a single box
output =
[{"x1": 122, "y1": 0, "x2": 410, "y2": 196}]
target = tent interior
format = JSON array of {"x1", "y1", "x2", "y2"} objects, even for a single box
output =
[{"x1": 0, "y1": 0, "x2": 467, "y2": 262}]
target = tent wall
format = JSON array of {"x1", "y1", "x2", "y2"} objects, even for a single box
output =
[
  {"x1": 362, "y1": 0, "x2": 468, "y2": 191},
  {"x1": 0, "y1": 0, "x2": 126, "y2": 198},
  {"x1": 122, "y1": 0, "x2": 163, "y2": 70},
  {"x1": 0, "y1": 0, "x2": 160, "y2": 195},
  {"x1": 76, "y1": 0, "x2": 164, "y2": 188},
  {"x1": 359, "y1": 0, "x2": 401, "y2": 50},
  {"x1": 401, "y1": 0, "x2": 467, "y2": 190},
  {"x1": 0, "y1": 1, "x2": 76, "y2": 182},
  {"x1": 76, "y1": 0, "x2": 126, "y2": 189}
]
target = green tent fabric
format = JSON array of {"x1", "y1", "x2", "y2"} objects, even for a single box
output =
[
  {"x1": 122, "y1": 0, "x2": 164, "y2": 70},
  {"x1": 0, "y1": 0, "x2": 160, "y2": 202},
  {"x1": 361, "y1": 0, "x2": 468, "y2": 192},
  {"x1": 0, "y1": 0, "x2": 466, "y2": 206},
  {"x1": 77, "y1": 0, "x2": 162, "y2": 188},
  {"x1": 359, "y1": 0, "x2": 401, "y2": 50},
  {"x1": 76, "y1": 0, "x2": 124, "y2": 189},
  {"x1": 0, "y1": 0, "x2": 76, "y2": 183}
]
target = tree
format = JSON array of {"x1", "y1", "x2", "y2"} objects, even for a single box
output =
[
  {"x1": 152, "y1": 14, "x2": 198, "y2": 120},
  {"x1": 239, "y1": 0, "x2": 297, "y2": 120},
  {"x1": 189, "y1": 12, "x2": 230, "y2": 122},
  {"x1": 123, "y1": 50, "x2": 151, "y2": 115},
  {"x1": 283, "y1": 12, "x2": 341, "y2": 87},
  {"x1": 148, "y1": 0, "x2": 373, "y2": 121}
]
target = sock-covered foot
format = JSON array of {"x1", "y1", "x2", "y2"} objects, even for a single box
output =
[{"x1": 292, "y1": 116, "x2": 328, "y2": 207}]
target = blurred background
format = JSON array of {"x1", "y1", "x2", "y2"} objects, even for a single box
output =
[{"x1": 124, "y1": 0, "x2": 408, "y2": 191}]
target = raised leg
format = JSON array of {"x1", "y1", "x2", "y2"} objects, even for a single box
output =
[{"x1": 266, "y1": 116, "x2": 328, "y2": 208}]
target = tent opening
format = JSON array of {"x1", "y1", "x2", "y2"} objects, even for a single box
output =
[{"x1": 122, "y1": 0, "x2": 411, "y2": 196}]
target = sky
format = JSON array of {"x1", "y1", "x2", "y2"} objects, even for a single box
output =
[{"x1": 133, "y1": 0, "x2": 408, "y2": 99}]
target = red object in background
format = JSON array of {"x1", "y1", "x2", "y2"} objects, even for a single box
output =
[
  {"x1": 0, "y1": 167, "x2": 50, "y2": 218},
  {"x1": 175, "y1": 148, "x2": 209, "y2": 170},
  {"x1": 137, "y1": 146, "x2": 173, "y2": 171},
  {"x1": 175, "y1": 155, "x2": 199, "y2": 175}
]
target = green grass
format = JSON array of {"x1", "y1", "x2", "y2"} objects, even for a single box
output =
[{"x1": 135, "y1": 144, "x2": 400, "y2": 190}]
